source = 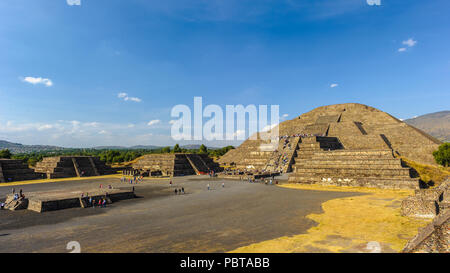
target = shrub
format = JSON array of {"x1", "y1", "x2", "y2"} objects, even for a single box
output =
[{"x1": 433, "y1": 143, "x2": 450, "y2": 167}]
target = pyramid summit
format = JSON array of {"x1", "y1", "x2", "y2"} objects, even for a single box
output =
[{"x1": 219, "y1": 103, "x2": 441, "y2": 189}]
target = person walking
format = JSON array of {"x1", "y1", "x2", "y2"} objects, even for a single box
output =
[
  {"x1": 175, "y1": 188, "x2": 178, "y2": 195},
  {"x1": 207, "y1": 184, "x2": 210, "y2": 191},
  {"x1": 222, "y1": 182, "x2": 225, "y2": 188},
  {"x1": 181, "y1": 187, "x2": 185, "y2": 194}
]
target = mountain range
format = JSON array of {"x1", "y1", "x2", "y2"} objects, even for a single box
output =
[
  {"x1": 404, "y1": 111, "x2": 450, "y2": 142},
  {"x1": 0, "y1": 141, "x2": 220, "y2": 154}
]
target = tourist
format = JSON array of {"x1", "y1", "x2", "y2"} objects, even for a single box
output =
[
  {"x1": 19, "y1": 189, "x2": 23, "y2": 196},
  {"x1": 0, "y1": 202, "x2": 4, "y2": 210},
  {"x1": 181, "y1": 187, "x2": 185, "y2": 194},
  {"x1": 175, "y1": 189, "x2": 178, "y2": 195},
  {"x1": 102, "y1": 198, "x2": 107, "y2": 207},
  {"x1": 98, "y1": 199, "x2": 102, "y2": 207},
  {"x1": 222, "y1": 182, "x2": 225, "y2": 188},
  {"x1": 89, "y1": 197, "x2": 92, "y2": 207},
  {"x1": 207, "y1": 184, "x2": 210, "y2": 191},
  {"x1": 169, "y1": 180, "x2": 172, "y2": 187},
  {"x1": 12, "y1": 188, "x2": 15, "y2": 194}
]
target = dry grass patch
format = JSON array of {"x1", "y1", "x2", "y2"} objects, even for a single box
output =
[
  {"x1": 230, "y1": 184, "x2": 430, "y2": 253},
  {"x1": 399, "y1": 157, "x2": 450, "y2": 186}
]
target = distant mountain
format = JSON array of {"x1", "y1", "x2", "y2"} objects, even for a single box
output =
[
  {"x1": 180, "y1": 144, "x2": 222, "y2": 150},
  {"x1": 0, "y1": 140, "x2": 65, "y2": 154},
  {"x1": 0, "y1": 140, "x2": 223, "y2": 154},
  {"x1": 404, "y1": 111, "x2": 450, "y2": 142}
]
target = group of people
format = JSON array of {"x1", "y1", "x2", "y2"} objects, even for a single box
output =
[
  {"x1": 279, "y1": 133, "x2": 326, "y2": 139},
  {"x1": 174, "y1": 188, "x2": 185, "y2": 195},
  {"x1": 88, "y1": 196, "x2": 108, "y2": 208},
  {"x1": 169, "y1": 180, "x2": 186, "y2": 195},
  {"x1": 120, "y1": 175, "x2": 143, "y2": 184},
  {"x1": 12, "y1": 188, "x2": 25, "y2": 201},
  {"x1": 246, "y1": 177, "x2": 278, "y2": 185},
  {"x1": 206, "y1": 182, "x2": 225, "y2": 191}
]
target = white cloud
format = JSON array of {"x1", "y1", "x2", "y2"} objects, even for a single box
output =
[
  {"x1": 282, "y1": 114, "x2": 289, "y2": 118},
  {"x1": 37, "y1": 124, "x2": 54, "y2": 131},
  {"x1": 147, "y1": 119, "x2": 161, "y2": 126},
  {"x1": 398, "y1": 38, "x2": 417, "y2": 52},
  {"x1": 169, "y1": 120, "x2": 176, "y2": 124},
  {"x1": 330, "y1": 83, "x2": 338, "y2": 88},
  {"x1": 22, "y1": 76, "x2": 53, "y2": 87},
  {"x1": 66, "y1": 0, "x2": 81, "y2": 6},
  {"x1": 117, "y1": 92, "x2": 142, "y2": 103},
  {"x1": 402, "y1": 38, "x2": 417, "y2": 47},
  {"x1": 127, "y1": 97, "x2": 142, "y2": 102}
]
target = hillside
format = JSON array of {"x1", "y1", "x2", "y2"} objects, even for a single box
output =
[
  {"x1": 404, "y1": 111, "x2": 450, "y2": 142},
  {"x1": 0, "y1": 140, "x2": 65, "y2": 154}
]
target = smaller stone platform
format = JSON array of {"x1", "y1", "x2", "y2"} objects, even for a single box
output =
[{"x1": 4, "y1": 188, "x2": 135, "y2": 213}]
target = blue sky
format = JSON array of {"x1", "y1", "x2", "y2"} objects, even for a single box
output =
[{"x1": 0, "y1": 0, "x2": 449, "y2": 147}]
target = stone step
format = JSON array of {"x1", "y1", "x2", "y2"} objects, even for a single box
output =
[
  {"x1": 288, "y1": 175, "x2": 419, "y2": 189},
  {"x1": 293, "y1": 168, "x2": 411, "y2": 176},
  {"x1": 294, "y1": 159, "x2": 401, "y2": 165}
]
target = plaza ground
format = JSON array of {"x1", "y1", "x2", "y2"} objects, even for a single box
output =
[{"x1": 0, "y1": 175, "x2": 428, "y2": 253}]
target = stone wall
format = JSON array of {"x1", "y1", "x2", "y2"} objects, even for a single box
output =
[
  {"x1": 132, "y1": 153, "x2": 221, "y2": 176},
  {"x1": 402, "y1": 178, "x2": 449, "y2": 252},
  {"x1": 0, "y1": 159, "x2": 40, "y2": 182},
  {"x1": 34, "y1": 156, "x2": 114, "y2": 179},
  {"x1": 402, "y1": 210, "x2": 449, "y2": 253},
  {"x1": 402, "y1": 179, "x2": 449, "y2": 218}
]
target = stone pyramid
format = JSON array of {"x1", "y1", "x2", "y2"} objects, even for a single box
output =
[{"x1": 219, "y1": 103, "x2": 441, "y2": 189}]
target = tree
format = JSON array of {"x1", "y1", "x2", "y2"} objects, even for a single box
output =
[
  {"x1": 199, "y1": 144, "x2": 208, "y2": 154},
  {"x1": 433, "y1": 143, "x2": 450, "y2": 167},
  {"x1": 0, "y1": 149, "x2": 12, "y2": 159},
  {"x1": 173, "y1": 144, "x2": 182, "y2": 153},
  {"x1": 162, "y1": 146, "x2": 171, "y2": 153}
]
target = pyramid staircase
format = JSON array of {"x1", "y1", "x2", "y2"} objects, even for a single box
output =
[
  {"x1": 0, "y1": 159, "x2": 41, "y2": 182},
  {"x1": 34, "y1": 156, "x2": 114, "y2": 179},
  {"x1": 288, "y1": 137, "x2": 420, "y2": 189},
  {"x1": 263, "y1": 137, "x2": 301, "y2": 173}
]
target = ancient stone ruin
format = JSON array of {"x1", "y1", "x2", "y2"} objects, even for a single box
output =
[
  {"x1": 132, "y1": 153, "x2": 221, "y2": 176},
  {"x1": 402, "y1": 178, "x2": 449, "y2": 252},
  {"x1": 219, "y1": 103, "x2": 441, "y2": 189},
  {"x1": 4, "y1": 188, "x2": 135, "y2": 213},
  {"x1": 34, "y1": 156, "x2": 115, "y2": 179},
  {"x1": 0, "y1": 159, "x2": 41, "y2": 182}
]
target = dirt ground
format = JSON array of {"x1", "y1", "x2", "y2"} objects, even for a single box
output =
[{"x1": 0, "y1": 176, "x2": 359, "y2": 253}]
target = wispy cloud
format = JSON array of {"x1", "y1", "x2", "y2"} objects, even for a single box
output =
[
  {"x1": 398, "y1": 38, "x2": 417, "y2": 52},
  {"x1": 66, "y1": 0, "x2": 81, "y2": 6},
  {"x1": 117, "y1": 92, "x2": 142, "y2": 102},
  {"x1": 330, "y1": 83, "x2": 339, "y2": 88},
  {"x1": 22, "y1": 76, "x2": 53, "y2": 87},
  {"x1": 403, "y1": 38, "x2": 417, "y2": 47},
  {"x1": 147, "y1": 119, "x2": 161, "y2": 126}
]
